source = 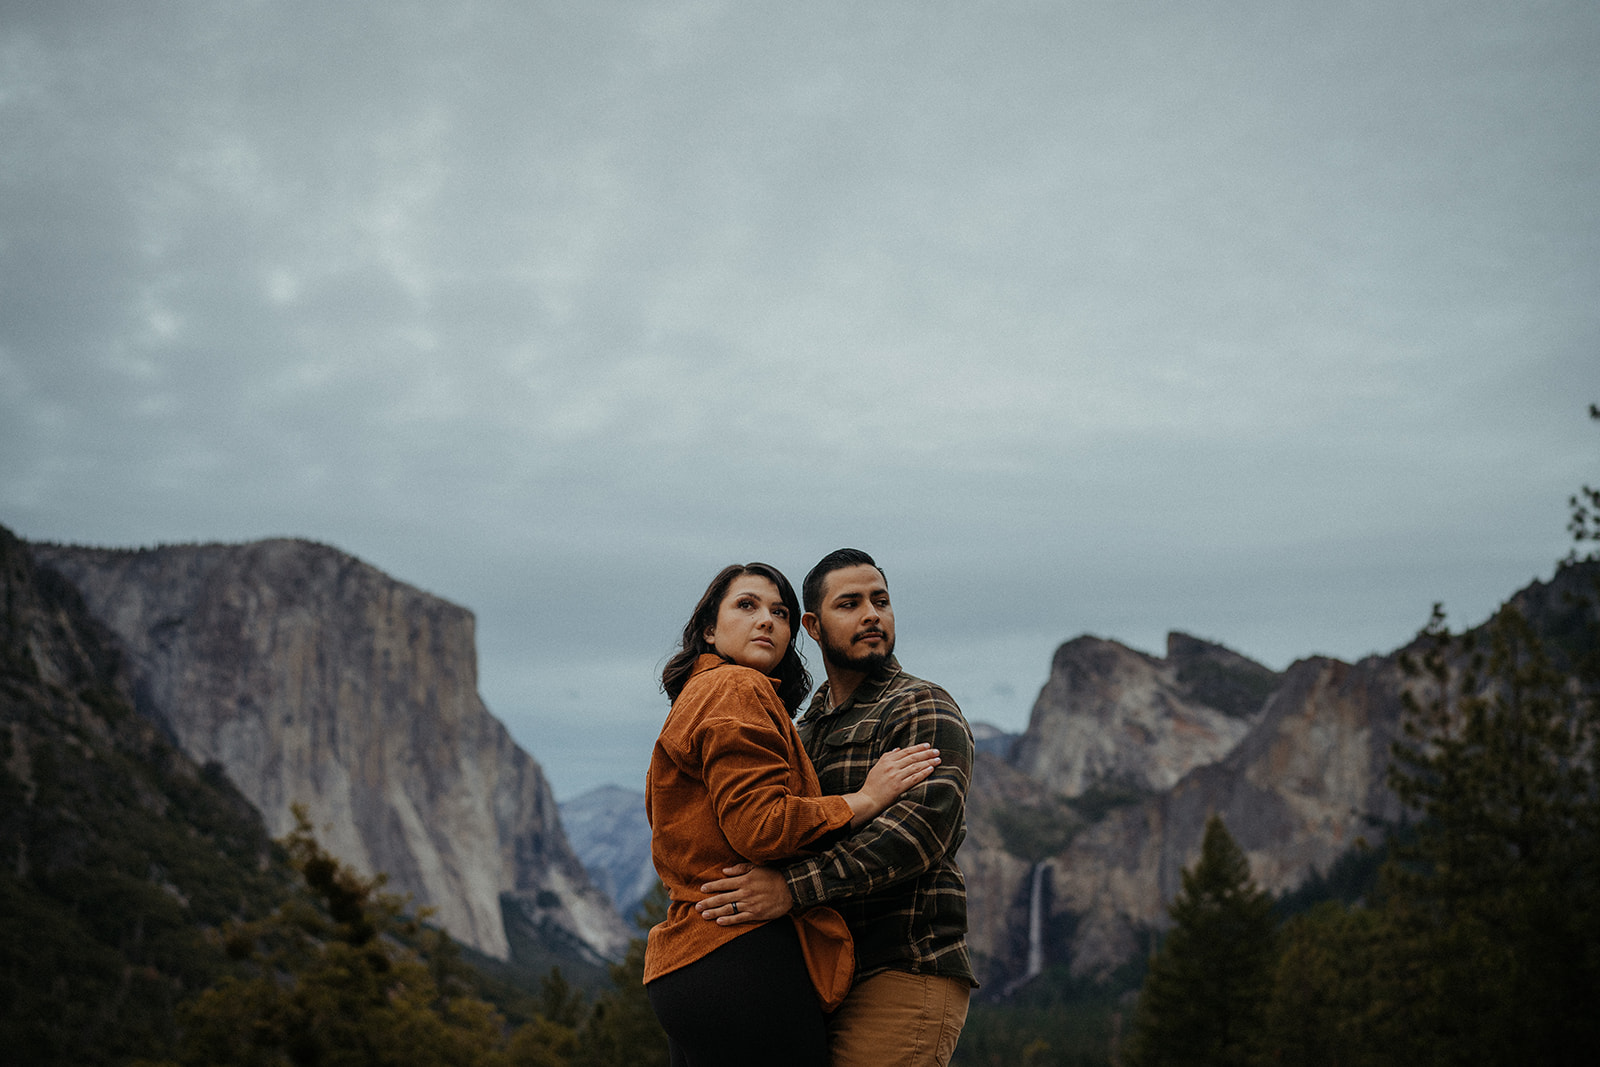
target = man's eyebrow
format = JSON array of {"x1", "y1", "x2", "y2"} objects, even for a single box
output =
[{"x1": 830, "y1": 585, "x2": 888, "y2": 604}]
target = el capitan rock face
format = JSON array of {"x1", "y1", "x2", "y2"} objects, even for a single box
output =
[{"x1": 32, "y1": 538, "x2": 630, "y2": 965}]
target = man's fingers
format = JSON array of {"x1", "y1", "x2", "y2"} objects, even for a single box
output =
[
  {"x1": 888, "y1": 745, "x2": 939, "y2": 768},
  {"x1": 695, "y1": 888, "x2": 736, "y2": 908}
]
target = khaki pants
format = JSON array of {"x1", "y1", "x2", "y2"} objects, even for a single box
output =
[{"x1": 828, "y1": 970, "x2": 971, "y2": 1067}]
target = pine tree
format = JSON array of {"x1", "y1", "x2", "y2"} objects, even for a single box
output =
[
  {"x1": 165, "y1": 807, "x2": 575, "y2": 1067},
  {"x1": 1385, "y1": 598, "x2": 1600, "y2": 1066},
  {"x1": 1259, "y1": 898, "x2": 1423, "y2": 1067},
  {"x1": 572, "y1": 881, "x2": 669, "y2": 1067},
  {"x1": 1124, "y1": 814, "x2": 1276, "y2": 1067}
]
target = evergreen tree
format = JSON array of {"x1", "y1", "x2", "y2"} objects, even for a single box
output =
[
  {"x1": 1259, "y1": 899, "x2": 1424, "y2": 1067},
  {"x1": 165, "y1": 808, "x2": 577, "y2": 1067},
  {"x1": 1125, "y1": 814, "x2": 1276, "y2": 1067},
  {"x1": 1384, "y1": 597, "x2": 1600, "y2": 1066},
  {"x1": 573, "y1": 882, "x2": 669, "y2": 1067}
]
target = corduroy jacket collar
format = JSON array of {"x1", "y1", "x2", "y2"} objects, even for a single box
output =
[{"x1": 689, "y1": 651, "x2": 783, "y2": 690}]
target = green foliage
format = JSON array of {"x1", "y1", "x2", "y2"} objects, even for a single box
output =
[
  {"x1": 572, "y1": 882, "x2": 669, "y2": 1067},
  {"x1": 1378, "y1": 597, "x2": 1600, "y2": 1066},
  {"x1": 1258, "y1": 900, "x2": 1412, "y2": 1067},
  {"x1": 1066, "y1": 780, "x2": 1151, "y2": 824},
  {"x1": 955, "y1": 960, "x2": 1145, "y2": 1067},
  {"x1": 1124, "y1": 815, "x2": 1277, "y2": 1067},
  {"x1": 170, "y1": 807, "x2": 523, "y2": 1067},
  {"x1": 1174, "y1": 659, "x2": 1279, "y2": 720},
  {"x1": 1565, "y1": 403, "x2": 1600, "y2": 561},
  {"x1": 0, "y1": 526, "x2": 292, "y2": 1065},
  {"x1": 993, "y1": 802, "x2": 1084, "y2": 861},
  {"x1": 1272, "y1": 835, "x2": 1390, "y2": 919}
]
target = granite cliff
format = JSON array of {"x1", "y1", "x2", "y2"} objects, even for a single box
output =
[
  {"x1": 1009, "y1": 633, "x2": 1278, "y2": 797},
  {"x1": 966, "y1": 565, "x2": 1596, "y2": 987},
  {"x1": 1020, "y1": 651, "x2": 1408, "y2": 980},
  {"x1": 31, "y1": 538, "x2": 631, "y2": 966},
  {"x1": 964, "y1": 628, "x2": 1408, "y2": 984}
]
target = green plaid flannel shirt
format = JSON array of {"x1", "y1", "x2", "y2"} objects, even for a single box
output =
[{"x1": 782, "y1": 656, "x2": 976, "y2": 986}]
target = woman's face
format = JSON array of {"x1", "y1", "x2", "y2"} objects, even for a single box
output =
[{"x1": 704, "y1": 574, "x2": 792, "y2": 675}]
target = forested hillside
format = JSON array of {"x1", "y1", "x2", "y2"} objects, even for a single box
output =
[{"x1": 0, "y1": 525, "x2": 290, "y2": 1062}]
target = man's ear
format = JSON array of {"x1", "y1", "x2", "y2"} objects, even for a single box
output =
[{"x1": 801, "y1": 612, "x2": 821, "y2": 641}]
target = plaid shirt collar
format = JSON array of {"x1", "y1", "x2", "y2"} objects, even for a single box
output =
[{"x1": 800, "y1": 655, "x2": 904, "y2": 726}]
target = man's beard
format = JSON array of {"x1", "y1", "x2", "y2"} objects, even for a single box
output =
[{"x1": 818, "y1": 625, "x2": 895, "y2": 674}]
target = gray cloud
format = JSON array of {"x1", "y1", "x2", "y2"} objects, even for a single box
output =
[{"x1": 3, "y1": 1, "x2": 1595, "y2": 797}]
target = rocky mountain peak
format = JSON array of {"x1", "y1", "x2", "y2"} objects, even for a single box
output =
[
  {"x1": 30, "y1": 537, "x2": 631, "y2": 966},
  {"x1": 1007, "y1": 634, "x2": 1276, "y2": 798},
  {"x1": 1165, "y1": 631, "x2": 1283, "y2": 719}
]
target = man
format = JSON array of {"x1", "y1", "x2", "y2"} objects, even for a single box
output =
[{"x1": 696, "y1": 548, "x2": 976, "y2": 1067}]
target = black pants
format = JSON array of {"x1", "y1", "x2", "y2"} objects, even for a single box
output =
[{"x1": 646, "y1": 919, "x2": 828, "y2": 1067}]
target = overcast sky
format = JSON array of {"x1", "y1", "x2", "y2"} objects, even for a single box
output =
[{"x1": 4, "y1": 2, "x2": 1596, "y2": 800}]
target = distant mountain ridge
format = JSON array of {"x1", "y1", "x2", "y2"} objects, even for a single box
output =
[
  {"x1": 559, "y1": 785, "x2": 656, "y2": 920},
  {"x1": 31, "y1": 537, "x2": 631, "y2": 969}
]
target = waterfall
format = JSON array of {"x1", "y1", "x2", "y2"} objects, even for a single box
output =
[
  {"x1": 1024, "y1": 860, "x2": 1046, "y2": 980},
  {"x1": 1002, "y1": 860, "x2": 1048, "y2": 995}
]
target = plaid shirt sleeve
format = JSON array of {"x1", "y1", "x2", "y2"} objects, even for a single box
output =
[{"x1": 780, "y1": 681, "x2": 972, "y2": 908}]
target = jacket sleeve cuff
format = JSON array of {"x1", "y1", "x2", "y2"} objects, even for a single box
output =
[
  {"x1": 783, "y1": 857, "x2": 827, "y2": 908},
  {"x1": 820, "y1": 794, "x2": 854, "y2": 833}
]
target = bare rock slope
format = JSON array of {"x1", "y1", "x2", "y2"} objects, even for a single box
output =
[
  {"x1": 1009, "y1": 633, "x2": 1276, "y2": 797},
  {"x1": 1042, "y1": 651, "x2": 1410, "y2": 978},
  {"x1": 970, "y1": 567, "x2": 1593, "y2": 985},
  {"x1": 33, "y1": 538, "x2": 630, "y2": 965},
  {"x1": 966, "y1": 629, "x2": 1405, "y2": 984}
]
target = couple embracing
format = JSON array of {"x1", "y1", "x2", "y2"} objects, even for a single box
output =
[{"x1": 643, "y1": 548, "x2": 975, "y2": 1067}]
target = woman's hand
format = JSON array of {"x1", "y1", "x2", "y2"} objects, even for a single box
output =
[{"x1": 843, "y1": 743, "x2": 941, "y2": 828}]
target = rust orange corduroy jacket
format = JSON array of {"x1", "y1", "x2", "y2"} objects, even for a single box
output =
[{"x1": 643, "y1": 654, "x2": 856, "y2": 1007}]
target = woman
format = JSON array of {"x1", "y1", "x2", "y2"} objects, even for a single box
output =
[{"x1": 644, "y1": 562, "x2": 940, "y2": 1067}]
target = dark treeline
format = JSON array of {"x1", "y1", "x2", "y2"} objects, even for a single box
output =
[
  {"x1": 1116, "y1": 408, "x2": 1600, "y2": 1067},
  {"x1": 142, "y1": 808, "x2": 671, "y2": 1067},
  {"x1": 1122, "y1": 583, "x2": 1600, "y2": 1067}
]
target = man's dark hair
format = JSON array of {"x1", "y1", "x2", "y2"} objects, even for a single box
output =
[{"x1": 802, "y1": 548, "x2": 886, "y2": 615}]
